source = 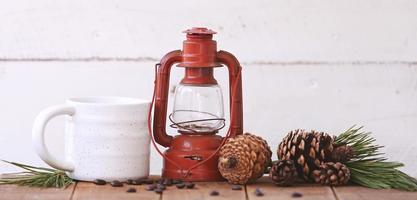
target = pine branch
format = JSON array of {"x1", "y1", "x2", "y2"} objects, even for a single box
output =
[
  {"x1": 0, "y1": 160, "x2": 74, "y2": 188},
  {"x1": 334, "y1": 126, "x2": 417, "y2": 191}
]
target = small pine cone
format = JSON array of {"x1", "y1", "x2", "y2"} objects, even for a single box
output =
[
  {"x1": 269, "y1": 160, "x2": 298, "y2": 186},
  {"x1": 219, "y1": 133, "x2": 272, "y2": 184},
  {"x1": 331, "y1": 144, "x2": 354, "y2": 163},
  {"x1": 312, "y1": 162, "x2": 350, "y2": 186}
]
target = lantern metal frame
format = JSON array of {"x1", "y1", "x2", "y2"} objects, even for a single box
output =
[{"x1": 151, "y1": 27, "x2": 243, "y2": 181}]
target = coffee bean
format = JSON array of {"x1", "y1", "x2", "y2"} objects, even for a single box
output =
[
  {"x1": 185, "y1": 182, "x2": 195, "y2": 189},
  {"x1": 146, "y1": 184, "x2": 156, "y2": 191},
  {"x1": 163, "y1": 178, "x2": 173, "y2": 186},
  {"x1": 210, "y1": 190, "x2": 220, "y2": 196},
  {"x1": 126, "y1": 179, "x2": 134, "y2": 185},
  {"x1": 126, "y1": 188, "x2": 136, "y2": 193},
  {"x1": 154, "y1": 188, "x2": 163, "y2": 194},
  {"x1": 232, "y1": 185, "x2": 242, "y2": 190},
  {"x1": 255, "y1": 188, "x2": 264, "y2": 197},
  {"x1": 292, "y1": 192, "x2": 303, "y2": 198},
  {"x1": 131, "y1": 179, "x2": 143, "y2": 185},
  {"x1": 110, "y1": 180, "x2": 123, "y2": 187},
  {"x1": 176, "y1": 183, "x2": 185, "y2": 189},
  {"x1": 144, "y1": 179, "x2": 154, "y2": 184},
  {"x1": 157, "y1": 184, "x2": 166, "y2": 190},
  {"x1": 93, "y1": 179, "x2": 106, "y2": 185},
  {"x1": 172, "y1": 179, "x2": 183, "y2": 184}
]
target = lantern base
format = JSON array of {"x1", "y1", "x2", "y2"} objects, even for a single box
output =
[{"x1": 162, "y1": 134, "x2": 225, "y2": 181}]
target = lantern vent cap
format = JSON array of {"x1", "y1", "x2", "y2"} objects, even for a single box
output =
[{"x1": 183, "y1": 27, "x2": 217, "y2": 35}]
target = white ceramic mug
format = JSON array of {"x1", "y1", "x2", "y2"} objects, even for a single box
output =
[{"x1": 32, "y1": 97, "x2": 151, "y2": 182}]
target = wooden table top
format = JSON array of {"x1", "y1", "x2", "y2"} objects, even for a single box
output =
[{"x1": 1, "y1": 176, "x2": 416, "y2": 200}]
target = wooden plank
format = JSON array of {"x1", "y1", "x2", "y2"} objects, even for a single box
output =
[
  {"x1": 2, "y1": 177, "x2": 417, "y2": 200},
  {"x1": 246, "y1": 176, "x2": 336, "y2": 200},
  {"x1": 333, "y1": 186, "x2": 417, "y2": 200},
  {"x1": 161, "y1": 181, "x2": 246, "y2": 200},
  {"x1": 1, "y1": 1, "x2": 417, "y2": 61},
  {"x1": 72, "y1": 181, "x2": 160, "y2": 200},
  {"x1": 0, "y1": 183, "x2": 76, "y2": 200}
]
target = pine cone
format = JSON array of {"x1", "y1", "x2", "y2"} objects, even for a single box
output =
[
  {"x1": 312, "y1": 162, "x2": 350, "y2": 185},
  {"x1": 277, "y1": 129, "x2": 353, "y2": 181},
  {"x1": 269, "y1": 160, "x2": 298, "y2": 186},
  {"x1": 218, "y1": 133, "x2": 272, "y2": 184},
  {"x1": 331, "y1": 144, "x2": 354, "y2": 163}
]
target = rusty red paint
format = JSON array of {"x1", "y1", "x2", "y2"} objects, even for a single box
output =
[{"x1": 152, "y1": 28, "x2": 243, "y2": 181}]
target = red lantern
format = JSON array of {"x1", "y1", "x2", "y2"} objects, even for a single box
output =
[{"x1": 149, "y1": 27, "x2": 243, "y2": 181}]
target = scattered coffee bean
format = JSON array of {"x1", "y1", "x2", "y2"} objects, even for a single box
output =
[
  {"x1": 176, "y1": 183, "x2": 185, "y2": 189},
  {"x1": 163, "y1": 178, "x2": 173, "y2": 186},
  {"x1": 126, "y1": 179, "x2": 134, "y2": 185},
  {"x1": 232, "y1": 185, "x2": 242, "y2": 190},
  {"x1": 131, "y1": 179, "x2": 143, "y2": 185},
  {"x1": 144, "y1": 179, "x2": 154, "y2": 184},
  {"x1": 110, "y1": 180, "x2": 123, "y2": 187},
  {"x1": 146, "y1": 184, "x2": 156, "y2": 191},
  {"x1": 172, "y1": 179, "x2": 183, "y2": 184},
  {"x1": 185, "y1": 182, "x2": 195, "y2": 189},
  {"x1": 154, "y1": 188, "x2": 163, "y2": 194},
  {"x1": 157, "y1": 184, "x2": 166, "y2": 190},
  {"x1": 210, "y1": 190, "x2": 220, "y2": 196},
  {"x1": 93, "y1": 179, "x2": 106, "y2": 185},
  {"x1": 126, "y1": 188, "x2": 136, "y2": 193},
  {"x1": 292, "y1": 192, "x2": 303, "y2": 198},
  {"x1": 255, "y1": 188, "x2": 264, "y2": 197}
]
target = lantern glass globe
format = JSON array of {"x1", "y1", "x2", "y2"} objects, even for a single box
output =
[{"x1": 172, "y1": 83, "x2": 225, "y2": 134}]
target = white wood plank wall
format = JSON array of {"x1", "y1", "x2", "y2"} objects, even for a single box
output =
[{"x1": 1, "y1": 0, "x2": 416, "y2": 176}]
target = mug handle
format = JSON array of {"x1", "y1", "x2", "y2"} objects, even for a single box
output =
[{"x1": 32, "y1": 104, "x2": 76, "y2": 171}]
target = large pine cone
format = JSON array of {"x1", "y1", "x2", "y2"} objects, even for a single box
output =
[
  {"x1": 312, "y1": 162, "x2": 350, "y2": 185},
  {"x1": 218, "y1": 133, "x2": 272, "y2": 184},
  {"x1": 277, "y1": 130, "x2": 353, "y2": 181},
  {"x1": 269, "y1": 160, "x2": 298, "y2": 186}
]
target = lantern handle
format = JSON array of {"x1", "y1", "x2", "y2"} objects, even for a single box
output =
[
  {"x1": 153, "y1": 50, "x2": 182, "y2": 147},
  {"x1": 148, "y1": 62, "x2": 183, "y2": 172},
  {"x1": 216, "y1": 50, "x2": 243, "y2": 137}
]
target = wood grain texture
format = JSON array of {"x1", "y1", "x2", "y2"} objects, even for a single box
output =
[
  {"x1": 333, "y1": 186, "x2": 417, "y2": 200},
  {"x1": 162, "y1": 181, "x2": 246, "y2": 200},
  {"x1": 72, "y1": 181, "x2": 160, "y2": 200},
  {"x1": 246, "y1": 177, "x2": 336, "y2": 200},
  {"x1": 0, "y1": 183, "x2": 76, "y2": 200},
  {"x1": 2, "y1": 178, "x2": 417, "y2": 200}
]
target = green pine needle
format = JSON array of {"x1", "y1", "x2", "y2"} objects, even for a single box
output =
[
  {"x1": 0, "y1": 160, "x2": 74, "y2": 188},
  {"x1": 335, "y1": 126, "x2": 417, "y2": 191}
]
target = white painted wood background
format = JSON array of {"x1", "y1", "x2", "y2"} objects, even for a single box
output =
[{"x1": 1, "y1": 0, "x2": 416, "y2": 176}]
